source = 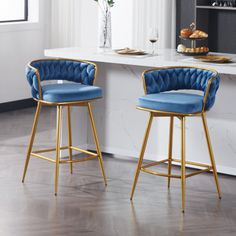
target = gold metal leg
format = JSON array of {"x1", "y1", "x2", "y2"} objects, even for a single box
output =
[
  {"x1": 67, "y1": 106, "x2": 73, "y2": 174},
  {"x1": 201, "y1": 112, "x2": 221, "y2": 199},
  {"x1": 130, "y1": 113, "x2": 154, "y2": 200},
  {"x1": 87, "y1": 103, "x2": 107, "y2": 186},
  {"x1": 22, "y1": 102, "x2": 42, "y2": 183},
  {"x1": 168, "y1": 116, "x2": 174, "y2": 189},
  {"x1": 181, "y1": 117, "x2": 186, "y2": 213},
  {"x1": 55, "y1": 106, "x2": 62, "y2": 196}
]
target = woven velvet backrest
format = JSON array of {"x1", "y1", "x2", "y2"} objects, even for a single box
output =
[
  {"x1": 143, "y1": 67, "x2": 220, "y2": 110},
  {"x1": 26, "y1": 59, "x2": 96, "y2": 99}
]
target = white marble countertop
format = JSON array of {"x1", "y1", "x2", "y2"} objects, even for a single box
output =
[
  {"x1": 44, "y1": 47, "x2": 236, "y2": 175},
  {"x1": 45, "y1": 47, "x2": 236, "y2": 75}
]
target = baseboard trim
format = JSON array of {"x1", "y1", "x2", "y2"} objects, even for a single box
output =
[{"x1": 0, "y1": 98, "x2": 36, "y2": 113}]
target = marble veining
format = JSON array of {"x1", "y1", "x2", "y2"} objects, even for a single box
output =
[{"x1": 45, "y1": 47, "x2": 236, "y2": 75}]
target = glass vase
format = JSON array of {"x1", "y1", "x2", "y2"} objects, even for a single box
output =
[{"x1": 98, "y1": 0, "x2": 112, "y2": 48}]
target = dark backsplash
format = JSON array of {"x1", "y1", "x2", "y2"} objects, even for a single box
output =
[{"x1": 176, "y1": 0, "x2": 236, "y2": 53}]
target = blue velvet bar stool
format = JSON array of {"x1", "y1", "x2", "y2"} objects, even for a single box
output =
[
  {"x1": 22, "y1": 59, "x2": 107, "y2": 195},
  {"x1": 130, "y1": 66, "x2": 221, "y2": 212}
]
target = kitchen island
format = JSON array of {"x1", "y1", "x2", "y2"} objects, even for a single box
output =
[{"x1": 45, "y1": 47, "x2": 236, "y2": 175}]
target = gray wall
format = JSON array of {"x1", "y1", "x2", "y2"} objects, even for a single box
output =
[{"x1": 176, "y1": 0, "x2": 196, "y2": 47}]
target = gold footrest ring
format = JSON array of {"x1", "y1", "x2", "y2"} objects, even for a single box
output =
[
  {"x1": 30, "y1": 146, "x2": 98, "y2": 164},
  {"x1": 141, "y1": 158, "x2": 213, "y2": 179}
]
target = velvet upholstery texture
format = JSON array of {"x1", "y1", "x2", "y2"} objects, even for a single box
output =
[
  {"x1": 41, "y1": 84, "x2": 102, "y2": 103},
  {"x1": 140, "y1": 67, "x2": 220, "y2": 113},
  {"x1": 138, "y1": 92, "x2": 204, "y2": 114},
  {"x1": 26, "y1": 59, "x2": 101, "y2": 102}
]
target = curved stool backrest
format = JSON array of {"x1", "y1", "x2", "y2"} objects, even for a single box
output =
[
  {"x1": 26, "y1": 59, "x2": 97, "y2": 100},
  {"x1": 143, "y1": 67, "x2": 220, "y2": 111}
]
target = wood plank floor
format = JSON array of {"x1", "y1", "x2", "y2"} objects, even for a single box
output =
[{"x1": 0, "y1": 107, "x2": 236, "y2": 236}]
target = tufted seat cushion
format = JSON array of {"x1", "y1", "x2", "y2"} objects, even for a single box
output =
[
  {"x1": 40, "y1": 83, "x2": 102, "y2": 103},
  {"x1": 138, "y1": 92, "x2": 204, "y2": 114}
]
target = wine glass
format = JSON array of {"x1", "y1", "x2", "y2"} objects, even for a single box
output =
[{"x1": 149, "y1": 28, "x2": 159, "y2": 55}]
